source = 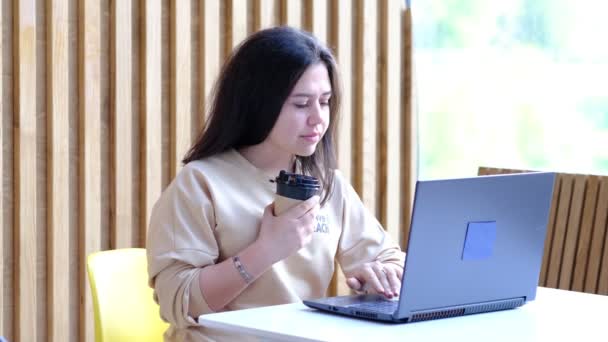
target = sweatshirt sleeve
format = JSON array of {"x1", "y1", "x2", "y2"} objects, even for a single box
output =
[
  {"x1": 334, "y1": 171, "x2": 405, "y2": 274},
  {"x1": 146, "y1": 165, "x2": 219, "y2": 328}
]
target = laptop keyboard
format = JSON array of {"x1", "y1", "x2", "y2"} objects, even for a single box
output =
[{"x1": 349, "y1": 299, "x2": 399, "y2": 314}]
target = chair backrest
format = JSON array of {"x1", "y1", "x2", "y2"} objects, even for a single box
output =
[
  {"x1": 479, "y1": 167, "x2": 608, "y2": 295},
  {"x1": 87, "y1": 248, "x2": 169, "y2": 342}
]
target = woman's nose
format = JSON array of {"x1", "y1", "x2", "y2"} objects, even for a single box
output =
[{"x1": 308, "y1": 102, "x2": 324, "y2": 125}]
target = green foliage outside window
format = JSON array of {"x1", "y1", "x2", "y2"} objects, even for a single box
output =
[{"x1": 414, "y1": 0, "x2": 608, "y2": 178}]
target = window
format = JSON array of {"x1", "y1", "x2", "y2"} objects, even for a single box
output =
[{"x1": 414, "y1": 0, "x2": 608, "y2": 179}]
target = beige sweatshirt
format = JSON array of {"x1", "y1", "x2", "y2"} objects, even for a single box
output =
[{"x1": 147, "y1": 149, "x2": 405, "y2": 341}]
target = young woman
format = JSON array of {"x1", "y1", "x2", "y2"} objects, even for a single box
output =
[{"x1": 147, "y1": 26, "x2": 405, "y2": 341}]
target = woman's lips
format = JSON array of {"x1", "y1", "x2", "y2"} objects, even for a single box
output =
[{"x1": 300, "y1": 133, "x2": 320, "y2": 142}]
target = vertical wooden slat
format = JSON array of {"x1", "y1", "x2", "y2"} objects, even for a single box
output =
[
  {"x1": 281, "y1": 0, "x2": 302, "y2": 28},
  {"x1": 200, "y1": 0, "x2": 221, "y2": 125},
  {"x1": 36, "y1": 1, "x2": 49, "y2": 338},
  {"x1": 353, "y1": 0, "x2": 378, "y2": 215},
  {"x1": 400, "y1": 3, "x2": 415, "y2": 250},
  {"x1": 305, "y1": 0, "x2": 327, "y2": 43},
  {"x1": 598, "y1": 210, "x2": 608, "y2": 295},
  {"x1": 14, "y1": 0, "x2": 39, "y2": 341},
  {"x1": 1, "y1": 2, "x2": 15, "y2": 338},
  {"x1": 79, "y1": 0, "x2": 103, "y2": 340},
  {"x1": 170, "y1": 0, "x2": 192, "y2": 177},
  {"x1": 191, "y1": 0, "x2": 201, "y2": 140},
  {"x1": 2, "y1": 1, "x2": 14, "y2": 340},
  {"x1": 225, "y1": 0, "x2": 248, "y2": 56},
  {"x1": 379, "y1": 0, "x2": 403, "y2": 245},
  {"x1": 328, "y1": 0, "x2": 353, "y2": 297},
  {"x1": 111, "y1": 0, "x2": 135, "y2": 249},
  {"x1": 47, "y1": 0, "x2": 71, "y2": 340},
  {"x1": 586, "y1": 178, "x2": 608, "y2": 293},
  {"x1": 540, "y1": 176, "x2": 561, "y2": 286},
  {"x1": 141, "y1": 0, "x2": 163, "y2": 243},
  {"x1": 332, "y1": 0, "x2": 352, "y2": 183},
  {"x1": 252, "y1": 0, "x2": 278, "y2": 30},
  {"x1": 68, "y1": 2, "x2": 80, "y2": 339},
  {"x1": 558, "y1": 175, "x2": 586, "y2": 289},
  {"x1": 546, "y1": 174, "x2": 573, "y2": 288},
  {"x1": 0, "y1": 0, "x2": 5, "y2": 335},
  {"x1": 571, "y1": 176, "x2": 599, "y2": 292}
]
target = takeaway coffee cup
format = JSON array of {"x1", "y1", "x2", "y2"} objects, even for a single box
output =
[{"x1": 273, "y1": 170, "x2": 320, "y2": 216}]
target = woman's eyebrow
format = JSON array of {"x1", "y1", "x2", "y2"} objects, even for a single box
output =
[{"x1": 290, "y1": 91, "x2": 333, "y2": 97}]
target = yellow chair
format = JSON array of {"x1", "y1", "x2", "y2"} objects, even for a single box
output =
[{"x1": 87, "y1": 248, "x2": 169, "y2": 342}]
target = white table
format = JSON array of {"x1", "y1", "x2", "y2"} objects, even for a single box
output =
[{"x1": 199, "y1": 288, "x2": 608, "y2": 341}]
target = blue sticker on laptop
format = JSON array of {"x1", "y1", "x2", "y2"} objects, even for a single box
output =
[{"x1": 462, "y1": 221, "x2": 497, "y2": 260}]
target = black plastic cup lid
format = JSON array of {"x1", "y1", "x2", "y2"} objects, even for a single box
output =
[{"x1": 274, "y1": 170, "x2": 320, "y2": 200}]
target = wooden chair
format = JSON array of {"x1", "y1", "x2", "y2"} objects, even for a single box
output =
[{"x1": 479, "y1": 167, "x2": 608, "y2": 295}]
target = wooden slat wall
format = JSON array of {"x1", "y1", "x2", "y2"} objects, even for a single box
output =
[
  {"x1": 479, "y1": 167, "x2": 608, "y2": 296},
  {"x1": 0, "y1": 1, "x2": 415, "y2": 341}
]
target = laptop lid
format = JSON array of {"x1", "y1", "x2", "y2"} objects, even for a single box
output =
[
  {"x1": 303, "y1": 172, "x2": 555, "y2": 322},
  {"x1": 395, "y1": 172, "x2": 555, "y2": 319}
]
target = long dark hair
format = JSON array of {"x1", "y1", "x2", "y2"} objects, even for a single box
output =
[{"x1": 183, "y1": 26, "x2": 342, "y2": 205}]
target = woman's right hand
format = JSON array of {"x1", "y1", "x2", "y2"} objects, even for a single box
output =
[{"x1": 255, "y1": 195, "x2": 320, "y2": 263}]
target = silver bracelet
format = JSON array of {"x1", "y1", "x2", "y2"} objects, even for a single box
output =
[{"x1": 233, "y1": 256, "x2": 253, "y2": 284}]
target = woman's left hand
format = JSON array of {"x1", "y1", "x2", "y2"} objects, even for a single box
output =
[{"x1": 345, "y1": 262, "x2": 403, "y2": 299}]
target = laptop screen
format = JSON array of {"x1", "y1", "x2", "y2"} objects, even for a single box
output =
[{"x1": 397, "y1": 172, "x2": 555, "y2": 317}]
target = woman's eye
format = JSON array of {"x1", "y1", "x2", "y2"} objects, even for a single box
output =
[{"x1": 294, "y1": 103, "x2": 308, "y2": 108}]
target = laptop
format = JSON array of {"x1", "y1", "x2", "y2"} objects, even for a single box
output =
[{"x1": 304, "y1": 172, "x2": 556, "y2": 323}]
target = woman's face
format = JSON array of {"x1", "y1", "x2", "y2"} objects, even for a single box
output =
[{"x1": 266, "y1": 62, "x2": 332, "y2": 157}]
